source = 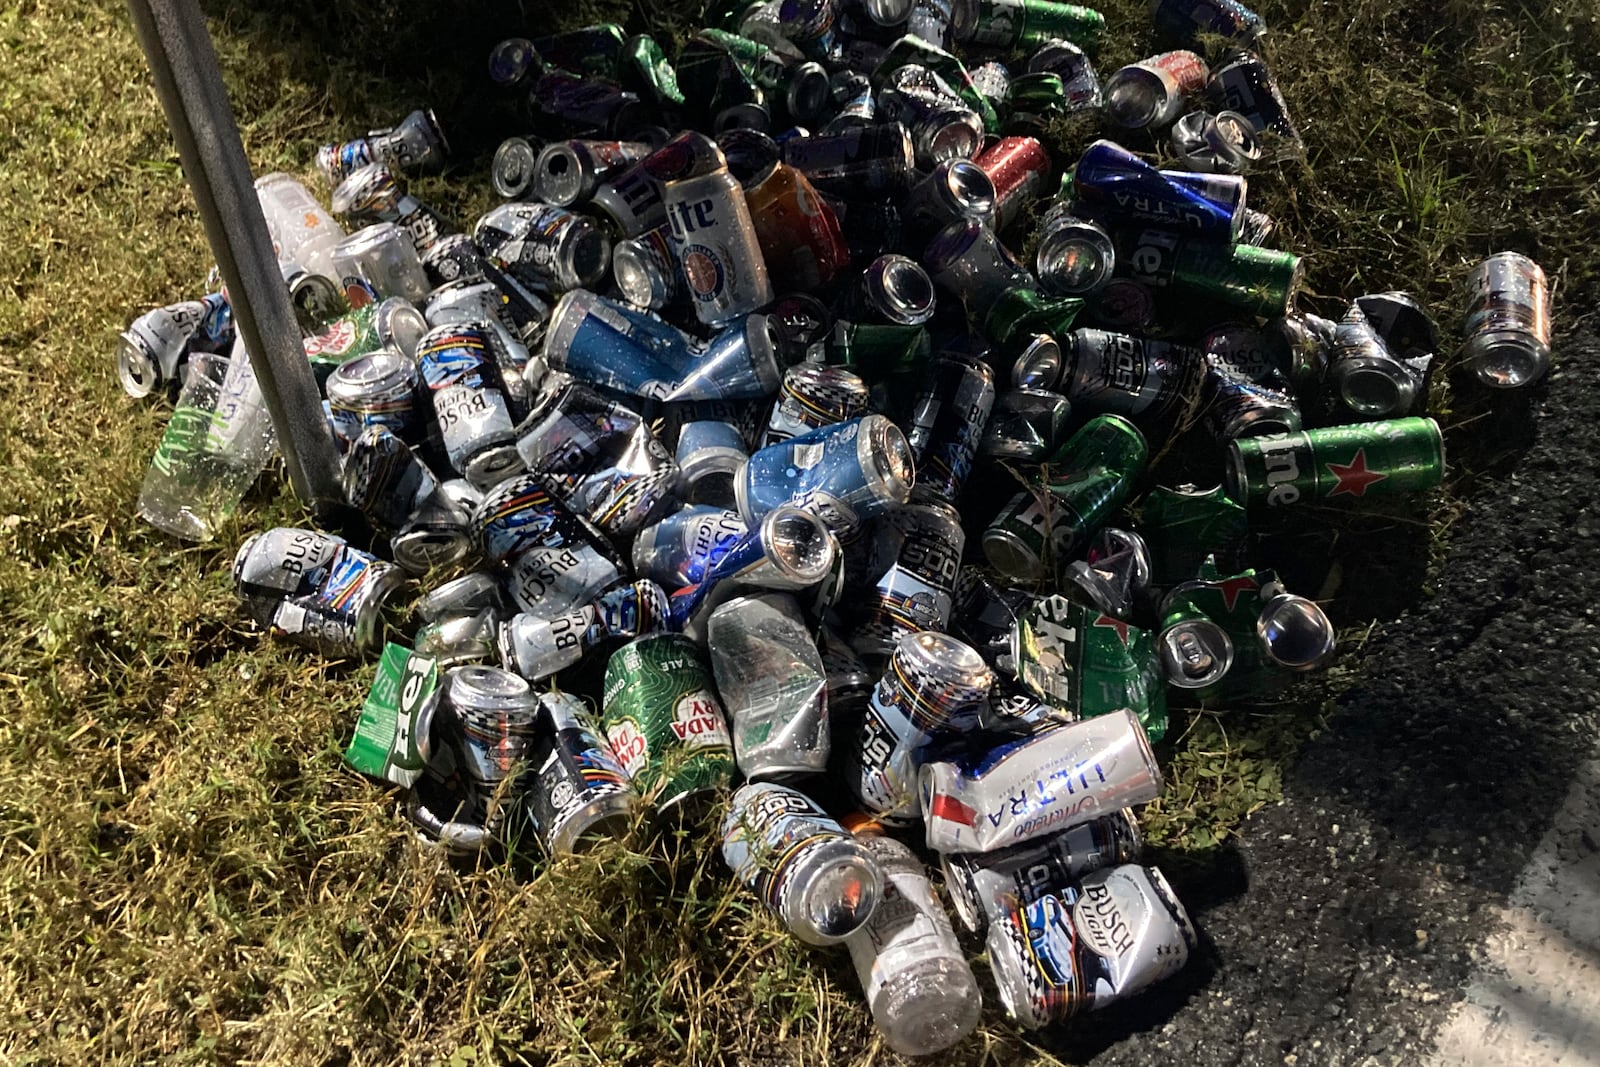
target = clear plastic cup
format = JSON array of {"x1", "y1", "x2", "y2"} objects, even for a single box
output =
[{"x1": 137, "y1": 346, "x2": 278, "y2": 542}]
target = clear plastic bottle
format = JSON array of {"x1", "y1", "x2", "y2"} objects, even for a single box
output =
[
  {"x1": 254, "y1": 172, "x2": 345, "y2": 284},
  {"x1": 845, "y1": 826, "x2": 982, "y2": 1057}
]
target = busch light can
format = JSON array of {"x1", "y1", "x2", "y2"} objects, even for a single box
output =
[{"x1": 415, "y1": 323, "x2": 525, "y2": 488}]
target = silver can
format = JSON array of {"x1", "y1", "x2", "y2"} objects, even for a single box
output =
[
  {"x1": 762, "y1": 363, "x2": 872, "y2": 447},
  {"x1": 232, "y1": 527, "x2": 405, "y2": 657},
  {"x1": 1459, "y1": 251, "x2": 1552, "y2": 388},
  {"x1": 474, "y1": 202, "x2": 612, "y2": 293},
  {"x1": 325, "y1": 350, "x2": 419, "y2": 447},
  {"x1": 708, "y1": 592, "x2": 830, "y2": 780},
  {"x1": 330, "y1": 221, "x2": 431, "y2": 305},
  {"x1": 517, "y1": 691, "x2": 636, "y2": 855},
  {"x1": 415, "y1": 322, "x2": 524, "y2": 488},
  {"x1": 851, "y1": 501, "x2": 965, "y2": 661},
  {"x1": 663, "y1": 167, "x2": 774, "y2": 327}
]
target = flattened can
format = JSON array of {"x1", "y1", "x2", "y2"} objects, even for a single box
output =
[
  {"x1": 601, "y1": 633, "x2": 735, "y2": 813},
  {"x1": 1224, "y1": 417, "x2": 1445, "y2": 508},
  {"x1": 517, "y1": 691, "x2": 636, "y2": 855},
  {"x1": 415, "y1": 323, "x2": 524, "y2": 488},
  {"x1": 851, "y1": 501, "x2": 965, "y2": 660}
]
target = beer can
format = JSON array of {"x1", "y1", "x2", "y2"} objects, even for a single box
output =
[
  {"x1": 736, "y1": 415, "x2": 916, "y2": 538},
  {"x1": 1072, "y1": 140, "x2": 1241, "y2": 241},
  {"x1": 941, "y1": 809, "x2": 1142, "y2": 931},
  {"x1": 1011, "y1": 593, "x2": 1167, "y2": 739},
  {"x1": 1203, "y1": 357, "x2": 1301, "y2": 441},
  {"x1": 1459, "y1": 251, "x2": 1552, "y2": 388},
  {"x1": 708, "y1": 592, "x2": 831, "y2": 779},
  {"x1": 1113, "y1": 227, "x2": 1301, "y2": 318},
  {"x1": 923, "y1": 218, "x2": 1035, "y2": 313},
  {"x1": 666, "y1": 504, "x2": 839, "y2": 633},
  {"x1": 517, "y1": 691, "x2": 636, "y2": 855},
  {"x1": 117, "y1": 292, "x2": 233, "y2": 399},
  {"x1": 664, "y1": 167, "x2": 774, "y2": 326},
  {"x1": 330, "y1": 162, "x2": 453, "y2": 256},
  {"x1": 906, "y1": 351, "x2": 996, "y2": 504},
  {"x1": 846, "y1": 631, "x2": 995, "y2": 822},
  {"x1": 534, "y1": 139, "x2": 655, "y2": 206},
  {"x1": 1207, "y1": 52, "x2": 1300, "y2": 147},
  {"x1": 330, "y1": 222, "x2": 431, "y2": 306},
  {"x1": 430, "y1": 665, "x2": 540, "y2": 825},
  {"x1": 339, "y1": 425, "x2": 438, "y2": 532},
  {"x1": 781, "y1": 123, "x2": 917, "y2": 197},
  {"x1": 496, "y1": 605, "x2": 603, "y2": 683},
  {"x1": 851, "y1": 501, "x2": 965, "y2": 660},
  {"x1": 721, "y1": 782, "x2": 883, "y2": 944},
  {"x1": 987, "y1": 864, "x2": 1195, "y2": 1027},
  {"x1": 743, "y1": 162, "x2": 850, "y2": 291},
  {"x1": 415, "y1": 323, "x2": 524, "y2": 488},
  {"x1": 591, "y1": 129, "x2": 730, "y2": 238},
  {"x1": 233, "y1": 527, "x2": 406, "y2": 658},
  {"x1": 633, "y1": 505, "x2": 749, "y2": 589},
  {"x1": 981, "y1": 388, "x2": 1072, "y2": 461},
  {"x1": 1062, "y1": 328, "x2": 1205, "y2": 433},
  {"x1": 920, "y1": 708, "x2": 1162, "y2": 853},
  {"x1": 491, "y1": 136, "x2": 543, "y2": 200},
  {"x1": 421, "y1": 233, "x2": 489, "y2": 288},
  {"x1": 1027, "y1": 37, "x2": 1102, "y2": 111},
  {"x1": 601, "y1": 633, "x2": 734, "y2": 813},
  {"x1": 762, "y1": 363, "x2": 872, "y2": 446},
  {"x1": 1103, "y1": 49, "x2": 1209, "y2": 129},
  {"x1": 1152, "y1": 0, "x2": 1266, "y2": 43},
  {"x1": 1224, "y1": 417, "x2": 1446, "y2": 508},
  {"x1": 326, "y1": 350, "x2": 419, "y2": 447},
  {"x1": 417, "y1": 571, "x2": 504, "y2": 624},
  {"x1": 612, "y1": 225, "x2": 683, "y2": 309},
  {"x1": 474, "y1": 202, "x2": 612, "y2": 293}
]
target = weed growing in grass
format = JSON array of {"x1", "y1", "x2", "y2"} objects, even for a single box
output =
[{"x1": 1, "y1": 0, "x2": 1597, "y2": 1062}]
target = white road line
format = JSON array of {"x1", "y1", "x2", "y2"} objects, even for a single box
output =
[{"x1": 1428, "y1": 752, "x2": 1600, "y2": 1066}]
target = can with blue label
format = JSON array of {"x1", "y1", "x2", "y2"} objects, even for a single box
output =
[
  {"x1": 415, "y1": 323, "x2": 524, "y2": 488},
  {"x1": 633, "y1": 505, "x2": 750, "y2": 589},
  {"x1": 735, "y1": 415, "x2": 915, "y2": 539}
]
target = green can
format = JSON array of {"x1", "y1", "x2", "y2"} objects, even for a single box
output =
[
  {"x1": 1115, "y1": 228, "x2": 1302, "y2": 319},
  {"x1": 1137, "y1": 484, "x2": 1248, "y2": 586},
  {"x1": 876, "y1": 36, "x2": 1001, "y2": 134},
  {"x1": 1003, "y1": 72, "x2": 1068, "y2": 133},
  {"x1": 961, "y1": 0, "x2": 1106, "y2": 49},
  {"x1": 1225, "y1": 417, "x2": 1445, "y2": 508},
  {"x1": 602, "y1": 633, "x2": 734, "y2": 813},
  {"x1": 983, "y1": 414, "x2": 1148, "y2": 581},
  {"x1": 1013, "y1": 594, "x2": 1168, "y2": 740},
  {"x1": 619, "y1": 33, "x2": 686, "y2": 108},
  {"x1": 984, "y1": 287, "x2": 1083, "y2": 348}
]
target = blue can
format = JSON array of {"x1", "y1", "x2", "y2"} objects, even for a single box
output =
[
  {"x1": 735, "y1": 415, "x2": 916, "y2": 537},
  {"x1": 1071, "y1": 139, "x2": 1243, "y2": 241},
  {"x1": 633, "y1": 505, "x2": 750, "y2": 589}
]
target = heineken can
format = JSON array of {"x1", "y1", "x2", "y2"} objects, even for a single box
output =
[
  {"x1": 736, "y1": 415, "x2": 916, "y2": 538},
  {"x1": 1156, "y1": 603, "x2": 1235, "y2": 689},
  {"x1": 763, "y1": 363, "x2": 873, "y2": 446},
  {"x1": 474, "y1": 202, "x2": 612, "y2": 293},
  {"x1": 1459, "y1": 251, "x2": 1552, "y2": 388},
  {"x1": 233, "y1": 527, "x2": 405, "y2": 658},
  {"x1": 326, "y1": 350, "x2": 419, "y2": 447},
  {"x1": 846, "y1": 632, "x2": 994, "y2": 824},
  {"x1": 708, "y1": 592, "x2": 831, "y2": 779},
  {"x1": 1225, "y1": 417, "x2": 1446, "y2": 508},
  {"x1": 851, "y1": 501, "x2": 965, "y2": 661},
  {"x1": 633, "y1": 505, "x2": 749, "y2": 589},
  {"x1": 1103, "y1": 50, "x2": 1209, "y2": 129},
  {"x1": 664, "y1": 166, "x2": 775, "y2": 326},
  {"x1": 534, "y1": 139, "x2": 655, "y2": 206},
  {"x1": 982, "y1": 414, "x2": 1149, "y2": 581},
  {"x1": 516, "y1": 691, "x2": 636, "y2": 855},
  {"x1": 920, "y1": 708, "x2": 1162, "y2": 853},
  {"x1": 988, "y1": 864, "x2": 1196, "y2": 1028},
  {"x1": 721, "y1": 782, "x2": 884, "y2": 944},
  {"x1": 1114, "y1": 227, "x2": 1300, "y2": 318},
  {"x1": 602, "y1": 633, "x2": 734, "y2": 813},
  {"x1": 941, "y1": 809, "x2": 1142, "y2": 932},
  {"x1": 415, "y1": 323, "x2": 524, "y2": 488},
  {"x1": 1012, "y1": 593, "x2": 1167, "y2": 739}
]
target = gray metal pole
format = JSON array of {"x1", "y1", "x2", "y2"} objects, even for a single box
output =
[{"x1": 126, "y1": 0, "x2": 344, "y2": 521}]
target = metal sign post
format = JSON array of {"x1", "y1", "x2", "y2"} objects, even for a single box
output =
[{"x1": 126, "y1": 0, "x2": 344, "y2": 520}]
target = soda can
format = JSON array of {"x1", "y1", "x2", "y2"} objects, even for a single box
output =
[
  {"x1": 330, "y1": 222, "x2": 431, "y2": 306},
  {"x1": 602, "y1": 633, "x2": 734, "y2": 813},
  {"x1": 1224, "y1": 417, "x2": 1446, "y2": 508},
  {"x1": 709, "y1": 592, "x2": 831, "y2": 779},
  {"x1": 474, "y1": 202, "x2": 612, "y2": 293},
  {"x1": 233, "y1": 527, "x2": 406, "y2": 658},
  {"x1": 1072, "y1": 140, "x2": 1242, "y2": 241},
  {"x1": 1103, "y1": 49, "x2": 1209, "y2": 129},
  {"x1": 663, "y1": 166, "x2": 774, "y2": 326},
  {"x1": 1011, "y1": 593, "x2": 1167, "y2": 739},
  {"x1": 846, "y1": 631, "x2": 995, "y2": 822},
  {"x1": 743, "y1": 162, "x2": 850, "y2": 290},
  {"x1": 1207, "y1": 51, "x2": 1301, "y2": 147},
  {"x1": 491, "y1": 136, "x2": 543, "y2": 200},
  {"x1": 1152, "y1": 0, "x2": 1266, "y2": 44},
  {"x1": 762, "y1": 363, "x2": 872, "y2": 446},
  {"x1": 941, "y1": 809, "x2": 1142, "y2": 931},
  {"x1": 415, "y1": 323, "x2": 524, "y2": 488},
  {"x1": 987, "y1": 864, "x2": 1196, "y2": 1027},
  {"x1": 721, "y1": 782, "x2": 884, "y2": 944},
  {"x1": 782, "y1": 123, "x2": 917, "y2": 197},
  {"x1": 1114, "y1": 227, "x2": 1302, "y2": 319},
  {"x1": 920, "y1": 708, "x2": 1161, "y2": 853},
  {"x1": 591, "y1": 129, "x2": 730, "y2": 239},
  {"x1": 534, "y1": 139, "x2": 655, "y2": 206},
  {"x1": 982, "y1": 414, "x2": 1148, "y2": 581},
  {"x1": 736, "y1": 415, "x2": 915, "y2": 538},
  {"x1": 516, "y1": 691, "x2": 637, "y2": 856},
  {"x1": 980, "y1": 387, "x2": 1072, "y2": 461},
  {"x1": 906, "y1": 351, "x2": 996, "y2": 504},
  {"x1": 634, "y1": 505, "x2": 749, "y2": 589},
  {"x1": 973, "y1": 136, "x2": 1051, "y2": 233},
  {"x1": 851, "y1": 501, "x2": 965, "y2": 660},
  {"x1": 1026, "y1": 37, "x2": 1101, "y2": 111},
  {"x1": 612, "y1": 224, "x2": 683, "y2": 309},
  {"x1": 1459, "y1": 251, "x2": 1552, "y2": 388},
  {"x1": 326, "y1": 350, "x2": 420, "y2": 447}
]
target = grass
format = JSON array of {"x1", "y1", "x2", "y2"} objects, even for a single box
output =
[{"x1": 1, "y1": 0, "x2": 1598, "y2": 1063}]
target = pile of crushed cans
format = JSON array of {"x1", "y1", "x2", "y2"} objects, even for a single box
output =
[{"x1": 119, "y1": 0, "x2": 1555, "y2": 1052}]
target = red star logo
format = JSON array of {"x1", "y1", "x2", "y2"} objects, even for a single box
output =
[
  {"x1": 1093, "y1": 613, "x2": 1132, "y2": 647},
  {"x1": 1217, "y1": 575, "x2": 1260, "y2": 613},
  {"x1": 1326, "y1": 448, "x2": 1389, "y2": 499}
]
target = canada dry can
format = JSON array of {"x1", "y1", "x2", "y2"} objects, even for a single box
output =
[
  {"x1": 1459, "y1": 251, "x2": 1552, "y2": 388},
  {"x1": 982, "y1": 414, "x2": 1148, "y2": 581},
  {"x1": 920, "y1": 707, "x2": 1163, "y2": 853},
  {"x1": 326, "y1": 350, "x2": 419, "y2": 447},
  {"x1": 708, "y1": 593, "x2": 831, "y2": 779},
  {"x1": 941, "y1": 809, "x2": 1142, "y2": 932},
  {"x1": 416, "y1": 326, "x2": 522, "y2": 487},
  {"x1": 721, "y1": 782, "x2": 884, "y2": 945},
  {"x1": 764, "y1": 363, "x2": 872, "y2": 446},
  {"x1": 601, "y1": 633, "x2": 734, "y2": 812},
  {"x1": 1224, "y1": 417, "x2": 1445, "y2": 508},
  {"x1": 233, "y1": 527, "x2": 405, "y2": 657},
  {"x1": 736, "y1": 415, "x2": 916, "y2": 538},
  {"x1": 988, "y1": 863, "x2": 1196, "y2": 1028},
  {"x1": 846, "y1": 632, "x2": 995, "y2": 823},
  {"x1": 852, "y1": 502, "x2": 965, "y2": 660},
  {"x1": 906, "y1": 351, "x2": 996, "y2": 503},
  {"x1": 664, "y1": 167, "x2": 775, "y2": 326},
  {"x1": 518, "y1": 691, "x2": 636, "y2": 855}
]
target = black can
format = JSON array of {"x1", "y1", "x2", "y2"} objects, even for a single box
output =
[{"x1": 906, "y1": 351, "x2": 997, "y2": 504}]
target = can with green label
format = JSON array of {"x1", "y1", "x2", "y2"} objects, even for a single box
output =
[
  {"x1": 602, "y1": 633, "x2": 734, "y2": 813},
  {"x1": 1012, "y1": 594, "x2": 1167, "y2": 740},
  {"x1": 1224, "y1": 416, "x2": 1445, "y2": 508},
  {"x1": 1115, "y1": 228, "x2": 1301, "y2": 319}
]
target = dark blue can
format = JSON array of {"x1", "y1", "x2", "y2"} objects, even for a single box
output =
[
  {"x1": 1072, "y1": 139, "x2": 1243, "y2": 241},
  {"x1": 734, "y1": 414, "x2": 915, "y2": 537}
]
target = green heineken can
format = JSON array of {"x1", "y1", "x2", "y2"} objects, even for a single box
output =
[
  {"x1": 984, "y1": 287, "x2": 1083, "y2": 348},
  {"x1": 1012, "y1": 594, "x2": 1168, "y2": 740},
  {"x1": 1137, "y1": 484, "x2": 1248, "y2": 586},
  {"x1": 619, "y1": 33, "x2": 686, "y2": 109},
  {"x1": 1004, "y1": 72, "x2": 1069, "y2": 134},
  {"x1": 1225, "y1": 417, "x2": 1445, "y2": 508},
  {"x1": 959, "y1": 0, "x2": 1106, "y2": 50},
  {"x1": 1115, "y1": 228, "x2": 1302, "y2": 319},
  {"x1": 601, "y1": 633, "x2": 734, "y2": 814},
  {"x1": 983, "y1": 414, "x2": 1148, "y2": 581}
]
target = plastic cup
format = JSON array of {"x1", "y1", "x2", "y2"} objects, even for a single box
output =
[{"x1": 137, "y1": 347, "x2": 277, "y2": 542}]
